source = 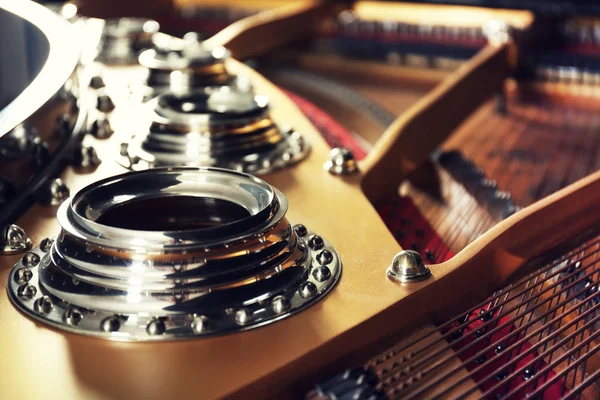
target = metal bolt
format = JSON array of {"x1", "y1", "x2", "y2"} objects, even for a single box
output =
[
  {"x1": 91, "y1": 117, "x2": 114, "y2": 139},
  {"x1": 146, "y1": 319, "x2": 166, "y2": 335},
  {"x1": 316, "y1": 250, "x2": 334, "y2": 265},
  {"x1": 17, "y1": 283, "x2": 37, "y2": 299},
  {"x1": 1, "y1": 224, "x2": 32, "y2": 255},
  {"x1": 312, "y1": 266, "x2": 331, "y2": 282},
  {"x1": 299, "y1": 282, "x2": 317, "y2": 298},
  {"x1": 307, "y1": 235, "x2": 324, "y2": 250},
  {"x1": 191, "y1": 315, "x2": 210, "y2": 334},
  {"x1": 323, "y1": 147, "x2": 358, "y2": 175},
  {"x1": 34, "y1": 295, "x2": 54, "y2": 314},
  {"x1": 387, "y1": 250, "x2": 431, "y2": 283},
  {"x1": 40, "y1": 238, "x2": 54, "y2": 253},
  {"x1": 293, "y1": 224, "x2": 307, "y2": 237},
  {"x1": 14, "y1": 268, "x2": 33, "y2": 284},
  {"x1": 75, "y1": 144, "x2": 101, "y2": 168},
  {"x1": 97, "y1": 94, "x2": 115, "y2": 112},
  {"x1": 43, "y1": 178, "x2": 70, "y2": 206},
  {"x1": 90, "y1": 76, "x2": 105, "y2": 89},
  {"x1": 272, "y1": 295, "x2": 291, "y2": 314},
  {"x1": 100, "y1": 316, "x2": 121, "y2": 332},
  {"x1": 22, "y1": 252, "x2": 40, "y2": 267},
  {"x1": 64, "y1": 307, "x2": 83, "y2": 326},
  {"x1": 234, "y1": 308, "x2": 251, "y2": 325}
]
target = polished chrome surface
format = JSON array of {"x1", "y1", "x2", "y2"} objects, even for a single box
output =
[
  {"x1": 387, "y1": 250, "x2": 431, "y2": 283},
  {"x1": 0, "y1": 224, "x2": 31, "y2": 255},
  {"x1": 324, "y1": 148, "x2": 358, "y2": 176},
  {"x1": 120, "y1": 87, "x2": 310, "y2": 175},
  {"x1": 96, "y1": 18, "x2": 159, "y2": 64},
  {"x1": 8, "y1": 168, "x2": 341, "y2": 340}
]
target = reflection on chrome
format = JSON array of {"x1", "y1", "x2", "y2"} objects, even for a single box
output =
[
  {"x1": 120, "y1": 87, "x2": 309, "y2": 175},
  {"x1": 97, "y1": 18, "x2": 159, "y2": 64},
  {"x1": 7, "y1": 168, "x2": 341, "y2": 340}
]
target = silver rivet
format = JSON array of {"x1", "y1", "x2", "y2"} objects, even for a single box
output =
[
  {"x1": 97, "y1": 94, "x2": 115, "y2": 113},
  {"x1": 101, "y1": 316, "x2": 121, "y2": 332},
  {"x1": 64, "y1": 307, "x2": 83, "y2": 326},
  {"x1": 34, "y1": 295, "x2": 53, "y2": 314},
  {"x1": 44, "y1": 178, "x2": 70, "y2": 206},
  {"x1": 39, "y1": 238, "x2": 54, "y2": 253},
  {"x1": 22, "y1": 252, "x2": 40, "y2": 267},
  {"x1": 14, "y1": 268, "x2": 33, "y2": 284},
  {"x1": 146, "y1": 319, "x2": 166, "y2": 335},
  {"x1": 312, "y1": 266, "x2": 331, "y2": 282},
  {"x1": 299, "y1": 282, "x2": 318, "y2": 298},
  {"x1": 234, "y1": 308, "x2": 251, "y2": 325},
  {"x1": 191, "y1": 315, "x2": 210, "y2": 334},
  {"x1": 1, "y1": 224, "x2": 31, "y2": 255},
  {"x1": 308, "y1": 235, "x2": 324, "y2": 250},
  {"x1": 387, "y1": 250, "x2": 431, "y2": 283},
  {"x1": 293, "y1": 224, "x2": 307, "y2": 237},
  {"x1": 323, "y1": 148, "x2": 358, "y2": 175},
  {"x1": 89, "y1": 75, "x2": 105, "y2": 89},
  {"x1": 17, "y1": 283, "x2": 37, "y2": 299},
  {"x1": 272, "y1": 295, "x2": 290, "y2": 314},
  {"x1": 76, "y1": 144, "x2": 101, "y2": 168},
  {"x1": 317, "y1": 250, "x2": 334, "y2": 265}
]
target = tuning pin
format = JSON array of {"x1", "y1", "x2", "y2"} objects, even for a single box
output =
[
  {"x1": 90, "y1": 117, "x2": 114, "y2": 139},
  {"x1": 74, "y1": 144, "x2": 101, "y2": 168},
  {"x1": 97, "y1": 94, "x2": 115, "y2": 113},
  {"x1": 89, "y1": 76, "x2": 105, "y2": 89}
]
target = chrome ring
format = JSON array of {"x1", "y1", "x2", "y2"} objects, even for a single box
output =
[{"x1": 7, "y1": 168, "x2": 340, "y2": 340}]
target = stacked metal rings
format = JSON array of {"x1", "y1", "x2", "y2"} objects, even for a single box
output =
[
  {"x1": 119, "y1": 87, "x2": 309, "y2": 174},
  {"x1": 8, "y1": 168, "x2": 341, "y2": 340}
]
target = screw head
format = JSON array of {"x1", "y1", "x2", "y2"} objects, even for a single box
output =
[
  {"x1": 316, "y1": 250, "x2": 334, "y2": 265},
  {"x1": 299, "y1": 282, "x2": 318, "y2": 298},
  {"x1": 39, "y1": 238, "x2": 54, "y2": 253},
  {"x1": 191, "y1": 315, "x2": 210, "y2": 334},
  {"x1": 17, "y1": 283, "x2": 37, "y2": 299},
  {"x1": 14, "y1": 268, "x2": 33, "y2": 284},
  {"x1": 308, "y1": 235, "x2": 324, "y2": 250},
  {"x1": 387, "y1": 250, "x2": 431, "y2": 283},
  {"x1": 234, "y1": 308, "x2": 251, "y2": 325},
  {"x1": 100, "y1": 316, "x2": 121, "y2": 332},
  {"x1": 34, "y1": 295, "x2": 54, "y2": 314},
  {"x1": 323, "y1": 147, "x2": 358, "y2": 175},
  {"x1": 293, "y1": 224, "x2": 307, "y2": 237},
  {"x1": 312, "y1": 266, "x2": 331, "y2": 282},
  {"x1": 272, "y1": 295, "x2": 291, "y2": 314},
  {"x1": 22, "y1": 252, "x2": 40, "y2": 267},
  {"x1": 64, "y1": 307, "x2": 83, "y2": 326},
  {"x1": 146, "y1": 319, "x2": 166, "y2": 335}
]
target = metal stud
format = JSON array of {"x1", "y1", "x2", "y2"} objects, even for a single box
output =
[
  {"x1": 43, "y1": 178, "x2": 70, "y2": 206},
  {"x1": 14, "y1": 268, "x2": 33, "y2": 284},
  {"x1": 39, "y1": 238, "x2": 54, "y2": 253},
  {"x1": 91, "y1": 117, "x2": 114, "y2": 139},
  {"x1": 1, "y1": 224, "x2": 32, "y2": 255},
  {"x1": 96, "y1": 94, "x2": 115, "y2": 113},
  {"x1": 89, "y1": 76, "x2": 105, "y2": 89},
  {"x1": 316, "y1": 250, "x2": 334, "y2": 265},
  {"x1": 387, "y1": 250, "x2": 431, "y2": 283},
  {"x1": 75, "y1": 144, "x2": 101, "y2": 168},
  {"x1": 234, "y1": 308, "x2": 251, "y2": 325},
  {"x1": 293, "y1": 224, "x2": 307, "y2": 237},
  {"x1": 308, "y1": 235, "x2": 324, "y2": 250},
  {"x1": 272, "y1": 295, "x2": 291, "y2": 314},
  {"x1": 146, "y1": 319, "x2": 166, "y2": 335},
  {"x1": 323, "y1": 147, "x2": 358, "y2": 175},
  {"x1": 64, "y1": 307, "x2": 83, "y2": 326},
  {"x1": 191, "y1": 315, "x2": 210, "y2": 333},
  {"x1": 34, "y1": 296, "x2": 54, "y2": 314},
  {"x1": 17, "y1": 283, "x2": 37, "y2": 299},
  {"x1": 101, "y1": 316, "x2": 121, "y2": 332},
  {"x1": 299, "y1": 282, "x2": 318, "y2": 298},
  {"x1": 313, "y1": 266, "x2": 332, "y2": 282},
  {"x1": 22, "y1": 252, "x2": 40, "y2": 267}
]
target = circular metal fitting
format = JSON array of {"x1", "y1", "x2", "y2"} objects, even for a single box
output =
[
  {"x1": 136, "y1": 39, "x2": 234, "y2": 96},
  {"x1": 97, "y1": 18, "x2": 159, "y2": 64},
  {"x1": 119, "y1": 87, "x2": 309, "y2": 175},
  {"x1": 324, "y1": 148, "x2": 358, "y2": 176},
  {"x1": 1, "y1": 224, "x2": 32, "y2": 255},
  {"x1": 387, "y1": 250, "x2": 431, "y2": 283},
  {"x1": 7, "y1": 168, "x2": 341, "y2": 341}
]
